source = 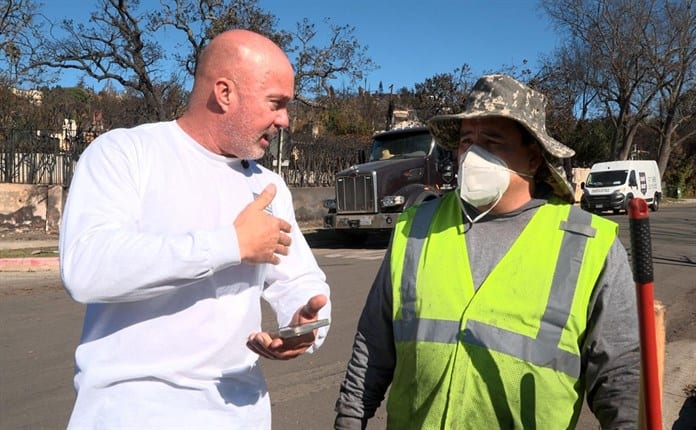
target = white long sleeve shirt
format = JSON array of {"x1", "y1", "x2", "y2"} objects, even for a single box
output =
[{"x1": 59, "y1": 121, "x2": 331, "y2": 429}]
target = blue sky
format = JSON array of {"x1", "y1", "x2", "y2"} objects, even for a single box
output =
[
  {"x1": 259, "y1": 0, "x2": 561, "y2": 91},
  {"x1": 40, "y1": 0, "x2": 560, "y2": 91}
]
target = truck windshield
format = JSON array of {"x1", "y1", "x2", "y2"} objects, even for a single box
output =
[
  {"x1": 369, "y1": 132, "x2": 432, "y2": 161},
  {"x1": 586, "y1": 170, "x2": 628, "y2": 187}
]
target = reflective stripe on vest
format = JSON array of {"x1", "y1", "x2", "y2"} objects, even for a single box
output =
[{"x1": 393, "y1": 200, "x2": 597, "y2": 378}]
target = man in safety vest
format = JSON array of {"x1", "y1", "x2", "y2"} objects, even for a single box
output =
[{"x1": 334, "y1": 74, "x2": 639, "y2": 429}]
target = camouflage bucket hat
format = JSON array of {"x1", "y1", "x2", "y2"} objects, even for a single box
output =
[{"x1": 427, "y1": 74, "x2": 576, "y2": 203}]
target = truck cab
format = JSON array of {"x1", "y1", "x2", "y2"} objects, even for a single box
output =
[{"x1": 323, "y1": 124, "x2": 456, "y2": 238}]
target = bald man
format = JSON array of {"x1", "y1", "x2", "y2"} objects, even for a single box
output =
[{"x1": 60, "y1": 30, "x2": 331, "y2": 429}]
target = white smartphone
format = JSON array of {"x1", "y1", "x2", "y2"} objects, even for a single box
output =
[{"x1": 270, "y1": 318, "x2": 330, "y2": 339}]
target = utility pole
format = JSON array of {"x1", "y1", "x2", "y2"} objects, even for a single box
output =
[
  {"x1": 385, "y1": 84, "x2": 394, "y2": 131},
  {"x1": 276, "y1": 129, "x2": 285, "y2": 175},
  {"x1": 268, "y1": 129, "x2": 286, "y2": 176}
]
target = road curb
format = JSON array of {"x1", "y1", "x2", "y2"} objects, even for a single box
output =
[{"x1": 0, "y1": 257, "x2": 59, "y2": 272}]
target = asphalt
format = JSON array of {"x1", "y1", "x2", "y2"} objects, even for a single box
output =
[{"x1": 1, "y1": 214, "x2": 695, "y2": 427}]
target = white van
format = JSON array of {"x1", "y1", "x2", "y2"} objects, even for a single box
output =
[{"x1": 580, "y1": 160, "x2": 662, "y2": 213}]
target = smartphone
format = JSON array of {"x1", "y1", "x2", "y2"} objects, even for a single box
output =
[{"x1": 270, "y1": 318, "x2": 330, "y2": 339}]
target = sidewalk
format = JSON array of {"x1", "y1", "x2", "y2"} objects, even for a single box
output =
[{"x1": 0, "y1": 239, "x2": 59, "y2": 271}]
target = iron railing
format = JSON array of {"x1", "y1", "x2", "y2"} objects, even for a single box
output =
[
  {"x1": 0, "y1": 129, "x2": 88, "y2": 186},
  {"x1": 1, "y1": 129, "x2": 367, "y2": 187}
]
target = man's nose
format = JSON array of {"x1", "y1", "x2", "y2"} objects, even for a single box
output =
[{"x1": 276, "y1": 110, "x2": 290, "y2": 128}]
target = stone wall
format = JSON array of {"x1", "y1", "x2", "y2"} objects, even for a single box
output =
[
  {"x1": 290, "y1": 187, "x2": 335, "y2": 223},
  {"x1": 0, "y1": 184, "x2": 65, "y2": 233}
]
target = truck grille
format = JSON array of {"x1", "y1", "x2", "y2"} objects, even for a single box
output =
[{"x1": 336, "y1": 173, "x2": 377, "y2": 213}]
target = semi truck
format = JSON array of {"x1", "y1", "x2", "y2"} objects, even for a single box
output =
[
  {"x1": 323, "y1": 123, "x2": 457, "y2": 240},
  {"x1": 580, "y1": 160, "x2": 662, "y2": 213}
]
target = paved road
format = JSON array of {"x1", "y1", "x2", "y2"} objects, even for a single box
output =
[{"x1": 1, "y1": 203, "x2": 694, "y2": 429}]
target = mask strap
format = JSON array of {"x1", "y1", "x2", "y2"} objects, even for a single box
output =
[
  {"x1": 457, "y1": 188, "x2": 503, "y2": 224},
  {"x1": 515, "y1": 170, "x2": 534, "y2": 179}
]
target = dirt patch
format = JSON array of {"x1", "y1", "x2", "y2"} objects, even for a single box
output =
[
  {"x1": 0, "y1": 227, "x2": 59, "y2": 242},
  {"x1": 666, "y1": 289, "x2": 696, "y2": 342},
  {"x1": 0, "y1": 284, "x2": 64, "y2": 297},
  {"x1": 0, "y1": 247, "x2": 59, "y2": 258}
]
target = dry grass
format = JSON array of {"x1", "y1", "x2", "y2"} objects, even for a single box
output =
[{"x1": 0, "y1": 247, "x2": 58, "y2": 259}]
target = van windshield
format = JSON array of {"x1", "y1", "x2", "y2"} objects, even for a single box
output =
[
  {"x1": 586, "y1": 170, "x2": 628, "y2": 187},
  {"x1": 369, "y1": 132, "x2": 432, "y2": 161}
]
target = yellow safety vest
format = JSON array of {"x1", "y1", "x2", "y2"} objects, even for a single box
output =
[{"x1": 387, "y1": 192, "x2": 617, "y2": 429}]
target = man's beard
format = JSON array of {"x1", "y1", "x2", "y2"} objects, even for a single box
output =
[{"x1": 221, "y1": 123, "x2": 276, "y2": 160}]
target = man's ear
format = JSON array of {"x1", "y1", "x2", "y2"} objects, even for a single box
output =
[{"x1": 214, "y1": 78, "x2": 236, "y2": 113}]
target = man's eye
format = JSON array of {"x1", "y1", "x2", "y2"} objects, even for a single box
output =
[{"x1": 271, "y1": 99, "x2": 289, "y2": 111}]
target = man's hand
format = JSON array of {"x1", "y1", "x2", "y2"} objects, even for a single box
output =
[
  {"x1": 235, "y1": 183, "x2": 292, "y2": 265},
  {"x1": 246, "y1": 294, "x2": 329, "y2": 360}
]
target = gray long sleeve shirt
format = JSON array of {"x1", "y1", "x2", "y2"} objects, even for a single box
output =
[{"x1": 334, "y1": 196, "x2": 640, "y2": 429}]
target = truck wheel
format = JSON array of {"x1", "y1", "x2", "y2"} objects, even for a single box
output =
[{"x1": 650, "y1": 193, "x2": 660, "y2": 212}]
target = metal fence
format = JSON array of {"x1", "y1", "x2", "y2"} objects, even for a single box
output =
[
  {"x1": 1, "y1": 129, "x2": 367, "y2": 187},
  {"x1": 259, "y1": 137, "x2": 367, "y2": 187},
  {"x1": 0, "y1": 129, "x2": 88, "y2": 186},
  {"x1": 1, "y1": 152, "x2": 74, "y2": 185}
]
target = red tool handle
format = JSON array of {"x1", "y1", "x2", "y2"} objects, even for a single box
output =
[{"x1": 628, "y1": 198, "x2": 662, "y2": 430}]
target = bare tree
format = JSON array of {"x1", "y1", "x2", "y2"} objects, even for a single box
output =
[
  {"x1": 35, "y1": 0, "x2": 292, "y2": 121},
  {"x1": 148, "y1": 0, "x2": 291, "y2": 77},
  {"x1": 33, "y1": 0, "x2": 376, "y2": 123},
  {"x1": 412, "y1": 65, "x2": 473, "y2": 121},
  {"x1": 292, "y1": 18, "x2": 377, "y2": 105},
  {"x1": 542, "y1": 0, "x2": 696, "y2": 177},
  {"x1": 535, "y1": 43, "x2": 608, "y2": 164},
  {"x1": 539, "y1": 44, "x2": 599, "y2": 125},
  {"x1": 542, "y1": 0, "x2": 661, "y2": 160},
  {"x1": 0, "y1": 0, "x2": 46, "y2": 87},
  {"x1": 147, "y1": 2, "x2": 378, "y2": 110},
  {"x1": 34, "y1": 0, "x2": 179, "y2": 121},
  {"x1": 644, "y1": 0, "x2": 696, "y2": 174}
]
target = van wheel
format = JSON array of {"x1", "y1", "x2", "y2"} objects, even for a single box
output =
[{"x1": 650, "y1": 193, "x2": 660, "y2": 212}]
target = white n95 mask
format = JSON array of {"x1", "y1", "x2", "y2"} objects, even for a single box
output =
[
  {"x1": 457, "y1": 145, "x2": 533, "y2": 224},
  {"x1": 457, "y1": 145, "x2": 511, "y2": 208}
]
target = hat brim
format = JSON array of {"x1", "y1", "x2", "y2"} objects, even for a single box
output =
[
  {"x1": 427, "y1": 113, "x2": 576, "y2": 204},
  {"x1": 427, "y1": 113, "x2": 575, "y2": 159},
  {"x1": 542, "y1": 159, "x2": 575, "y2": 204}
]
